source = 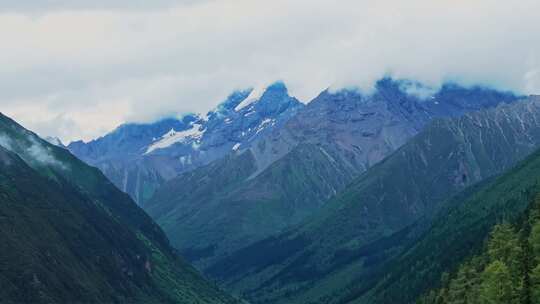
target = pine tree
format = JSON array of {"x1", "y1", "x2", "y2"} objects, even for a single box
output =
[
  {"x1": 478, "y1": 260, "x2": 513, "y2": 304},
  {"x1": 487, "y1": 223, "x2": 524, "y2": 300},
  {"x1": 530, "y1": 264, "x2": 540, "y2": 304},
  {"x1": 448, "y1": 271, "x2": 467, "y2": 304},
  {"x1": 530, "y1": 216, "x2": 540, "y2": 304},
  {"x1": 447, "y1": 263, "x2": 480, "y2": 304},
  {"x1": 415, "y1": 196, "x2": 540, "y2": 304},
  {"x1": 488, "y1": 223, "x2": 522, "y2": 268},
  {"x1": 530, "y1": 222, "x2": 540, "y2": 262}
]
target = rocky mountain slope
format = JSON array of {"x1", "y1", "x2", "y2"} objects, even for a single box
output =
[
  {"x1": 145, "y1": 79, "x2": 518, "y2": 269},
  {"x1": 68, "y1": 82, "x2": 303, "y2": 204},
  {"x1": 207, "y1": 95, "x2": 540, "y2": 304},
  {"x1": 0, "y1": 113, "x2": 238, "y2": 304}
]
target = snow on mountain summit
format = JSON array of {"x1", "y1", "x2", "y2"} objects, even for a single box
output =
[
  {"x1": 235, "y1": 87, "x2": 265, "y2": 112},
  {"x1": 145, "y1": 122, "x2": 205, "y2": 154},
  {"x1": 67, "y1": 82, "x2": 304, "y2": 204}
]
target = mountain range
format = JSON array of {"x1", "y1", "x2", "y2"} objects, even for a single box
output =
[
  {"x1": 68, "y1": 82, "x2": 303, "y2": 205},
  {"x1": 49, "y1": 77, "x2": 540, "y2": 304},
  {"x1": 142, "y1": 79, "x2": 519, "y2": 269},
  {"x1": 205, "y1": 95, "x2": 540, "y2": 303}
]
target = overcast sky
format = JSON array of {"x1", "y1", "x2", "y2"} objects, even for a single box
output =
[{"x1": 1, "y1": 0, "x2": 539, "y2": 143}]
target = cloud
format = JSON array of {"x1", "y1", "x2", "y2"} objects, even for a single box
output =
[
  {"x1": 398, "y1": 82, "x2": 438, "y2": 100},
  {"x1": 26, "y1": 136, "x2": 67, "y2": 169},
  {"x1": 0, "y1": 0, "x2": 539, "y2": 142},
  {"x1": 0, "y1": 132, "x2": 66, "y2": 169},
  {"x1": 0, "y1": 133, "x2": 13, "y2": 151},
  {"x1": 0, "y1": 0, "x2": 203, "y2": 13}
]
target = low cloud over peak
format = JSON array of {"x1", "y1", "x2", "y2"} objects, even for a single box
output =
[{"x1": 1, "y1": 0, "x2": 539, "y2": 142}]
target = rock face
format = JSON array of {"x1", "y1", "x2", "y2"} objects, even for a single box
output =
[
  {"x1": 68, "y1": 82, "x2": 304, "y2": 204},
  {"x1": 0, "y1": 113, "x2": 238, "y2": 304},
  {"x1": 258, "y1": 79, "x2": 521, "y2": 172},
  {"x1": 145, "y1": 78, "x2": 519, "y2": 269},
  {"x1": 207, "y1": 96, "x2": 540, "y2": 304}
]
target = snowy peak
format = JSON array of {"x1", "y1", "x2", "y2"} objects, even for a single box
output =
[
  {"x1": 217, "y1": 89, "x2": 252, "y2": 112},
  {"x1": 67, "y1": 115, "x2": 199, "y2": 162},
  {"x1": 145, "y1": 81, "x2": 301, "y2": 155},
  {"x1": 67, "y1": 82, "x2": 304, "y2": 204},
  {"x1": 234, "y1": 81, "x2": 293, "y2": 113},
  {"x1": 202, "y1": 82, "x2": 302, "y2": 148},
  {"x1": 235, "y1": 87, "x2": 266, "y2": 112},
  {"x1": 145, "y1": 121, "x2": 205, "y2": 154}
]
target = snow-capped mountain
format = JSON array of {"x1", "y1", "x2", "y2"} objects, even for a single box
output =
[
  {"x1": 144, "y1": 78, "x2": 521, "y2": 269},
  {"x1": 68, "y1": 82, "x2": 304, "y2": 204}
]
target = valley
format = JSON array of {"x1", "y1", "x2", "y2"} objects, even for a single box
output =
[{"x1": 2, "y1": 3, "x2": 539, "y2": 302}]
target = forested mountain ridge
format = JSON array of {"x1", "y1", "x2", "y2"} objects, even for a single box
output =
[
  {"x1": 205, "y1": 95, "x2": 540, "y2": 304},
  {"x1": 0, "y1": 113, "x2": 238, "y2": 303},
  {"x1": 359, "y1": 139, "x2": 540, "y2": 303}
]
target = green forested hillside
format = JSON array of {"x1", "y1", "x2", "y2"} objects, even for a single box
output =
[
  {"x1": 417, "y1": 207, "x2": 540, "y2": 304},
  {"x1": 359, "y1": 144, "x2": 540, "y2": 303},
  {"x1": 0, "y1": 113, "x2": 238, "y2": 304}
]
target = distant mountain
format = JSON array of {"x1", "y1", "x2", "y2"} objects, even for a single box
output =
[
  {"x1": 68, "y1": 82, "x2": 304, "y2": 204},
  {"x1": 205, "y1": 95, "x2": 540, "y2": 304},
  {"x1": 145, "y1": 78, "x2": 519, "y2": 269},
  {"x1": 0, "y1": 113, "x2": 238, "y2": 303}
]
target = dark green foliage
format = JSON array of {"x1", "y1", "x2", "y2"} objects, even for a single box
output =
[
  {"x1": 447, "y1": 261, "x2": 481, "y2": 304},
  {"x1": 357, "y1": 146, "x2": 540, "y2": 303},
  {"x1": 415, "y1": 197, "x2": 540, "y2": 304},
  {"x1": 529, "y1": 221, "x2": 540, "y2": 260},
  {"x1": 478, "y1": 260, "x2": 514, "y2": 304},
  {"x1": 531, "y1": 264, "x2": 540, "y2": 303},
  {"x1": 0, "y1": 113, "x2": 238, "y2": 304}
]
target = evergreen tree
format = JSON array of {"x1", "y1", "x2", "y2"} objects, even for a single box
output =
[
  {"x1": 439, "y1": 272, "x2": 450, "y2": 303},
  {"x1": 478, "y1": 260, "x2": 514, "y2": 304},
  {"x1": 520, "y1": 233, "x2": 533, "y2": 304},
  {"x1": 447, "y1": 263, "x2": 480, "y2": 304},
  {"x1": 415, "y1": 196, "x2": 540, "y2": 304},
  {"x1": 488, "y1": 223, "x2": 522, "y2": 268},
  {"x1": 529, "y1": 221, "x2": 540, "y2": 262},
  {"x1": 530, "y1": 264, "x2": 540, "y2": 304},
  {"x1": 487, "y1": 222, "x2": 524, "y2": 300}
]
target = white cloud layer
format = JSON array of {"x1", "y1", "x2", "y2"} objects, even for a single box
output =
[{"x1": 0, "y1": 0, "x2": 539, "y2": 142}]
